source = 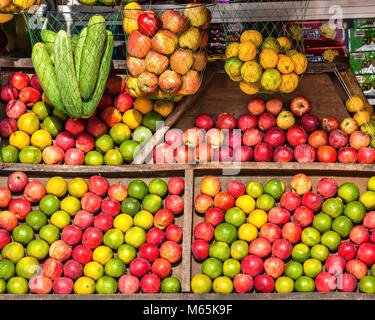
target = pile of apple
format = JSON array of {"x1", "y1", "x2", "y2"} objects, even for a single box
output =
[
  {"x1": 0, "y1": 71, "x2": 172, "y2": 165},
  {"x1": 125, "y1": 3, "x2": 211, "y2": 99},
  {"x1": 154, "y1": 96, "x2": 375, "y2": 164},
  {"x1": 191, "y1": 174, "x2": 375, "y2": 293},
  {"x1": 0, "y1": 172, "x2": 184, "y2": 294}
]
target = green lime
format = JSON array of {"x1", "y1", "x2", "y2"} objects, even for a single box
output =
[
  {"x1": 110, "y1": 123, "x2": 131, "y2": 145},
  {"x1": 120, "y1": 197, "x2": 141, "y2": 217},
  {"x1": 214, "y1": 223, "x2": 238, "y2": 244},
  {"x1": 132, "y1": 126, "x2": 153, "y2": 146},
  {"x1": 119, "y1": 140, "x2": 140, "y2": 163},
  {"x1": 39, "y1": 194, "x2": 60, "y2": 216},
  {"x1": 26, "y1": 210, "x2": 48, "y2": 231},
  {"x1": 161, "y1": 277, "x2": 181, "y2": 293},
  {"x1": 212, "y1": 276, "x2": 233, "y2": 293},
  {"x1": 19, "y1": 146, "x2": 42, "y2": 164},
  {"x1": 128, "y1": 180, "x2": 149, "y2": 201},
  {"x1": 321, "y1": 230, "x2": 341, "y2": 251},
  {"x1": 52, "y1": 108, "x2": 68, "y2": 121},
  {"x1": 322, "y1": 198, "x2": 344, "y2": 218},
  {"x1": 256, "y1": 194, "x2": 275, "y2": 212},
  {"x1": 103, "y1": 228, "x2": 124, "y2": 250},
  {"x1": 332, "y1": 216, "x2": 353, "y2": 238},
  {"x1": 225, "y1": 207, "x2": 246, "y2": 228},
  {"x1": 191, "y1": 273, "x2": 212, "y2": 293},
  {"x1": 230, "y1": 240, "x2": 249, "y2": 261},
  {"x1": 85, "y1": 151, "x2": 104, "y2": 166},
  {"x1": 42, "y1": 116, "x2": 64, "y2": 137},
  {"x1": 117, "y1": 244, "x2": 137, "y2": 264},
  {"x1": 338, "y1": 183, "x2": 359, "y2": 203},
  {"x1": 222, "y1": 258, "x2": 241, "y2": 279},
  {"x1": 6, "y1": 276, "x2": 28, "y2": 294},
  {"x1": 285, "y1": 261, "x2": 303, "y2": 280},
  {"x1": 264, "y1": 179, "x2": 285, "y2": 200},
  {"x1": 12, "y1": 225, "x2": 34, "y2": 246},
  {"x1": 359, "y1": 276, "x2": 375, "y2": 294},
  {"x1": 359, "y1": 191, "x2": 375, "y2": 210},
  {"x1": 294, "y1": 276, "x2": 315, "y2": 292},
  {"x1": 202, "y1": 257, "x2": 223, "y2": 279},
  {"x1": 104, "y1": 258, "x2": 126, "y2": 278},
  {"x1": 312, "y1": 213, "x2": 332, "y2": 233},
  {"x1": 95, "y1": 134, "x2": 115, "y2": 154},
  {"x1": 124, "y1": 226, "x2": 146, "y2": 249},
  {"x1": 0, "y1": 259, "x2": 15, "y2": 280},
  {"x1": 39, "y1": 224, "x2": 61, "y2": 244},
  {"x1": 310, "y1": 244, "x2": 329, "y2": 262},
  {"x1": 246, "y1": 181, "x2": 264, "y2": 198},
  {"x1": 142, "y1": 112, "x2": 164, "y2": 133},
  {"x1": 344, "y1": 201, "x2": 366, "y2": 223},
  {"x1": 209, "y1": 241, "x2": 231, "y2": 261},
  {"x1": 275, "y1": 276, "x2": 294, "y2": 293},
  {"x1": 104, "y1": 149, "x2": 124, "y2": 165},
  {"x1": 291, "y1": 243, "x2": 310, "y2": 263},
  {"x1": 142, "y1": 194, "x2": 163, "y2": 214},
  {"x1": 15, "y1": 256, "x2": 40, "y2": 279},
  {"x1": 1, "y1": 145, "x2": 19, "y2": 163},
  {"x1": 96, "y1": 275, "x2": 118, "y2": 294},
  {"x1": 133, "y1": 210, "x2": 154, "y2": 230},
  {"x1": 148, "y1": 178, "x2": 168, "y2": 198},
  {"x1": 32, "y1": 101, "x2": 51, "y2": 120},
  {"x1": 301, "y1": 227, "x2": 321, "y2": 247},
  {"x1": 26, "y1": 239, "x2": 49, "y2": 260},
  {"x1": 303, "y1": 258, "x2": 322, "y2": 278},
  {"x1": 1, "y1": 242, "x2": 24, "y2": 264}
]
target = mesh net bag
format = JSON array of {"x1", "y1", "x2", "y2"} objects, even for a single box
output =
[
  {"x1": 23, "y1": 10, "x2": 119, "y2": 119},
  {"x1": 219, "y1": 0, "x2": 309, "y2": 95},
  {"x1": 123, "y1": 2, "x2": 215, "y2": 101}
]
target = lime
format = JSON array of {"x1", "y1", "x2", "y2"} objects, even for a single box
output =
[
  {"x1": 230, "y1": 240, "x2": 249, "y2": 261},
  {"x1": 264, "y1": 179, "x2": 285, "y2": 200},
  {"x1": 96, "y1": 275, "x2": 118, "y2": 294},
  {"x1": 338, "y1": 183, "x2": 359, "y2": 203},
  {"x1": 321, "y1": 230, "x2": 341, "y2": 251},
  {"x1": 105, "y1": 258, "x2": 126, "y2": 278},
  {"x1": 39, "y1": 224, "x2": 60, "y2": 244},
  {"x1": 148, "y1": 178, "x2": 168, "y2": 198},
  {"x1": 310, "y1": 244, "x2": 329, "y2": 262},
  {"x1": 294, "y1": 276, "x2": 315, "y2": 292},
  {"x1": 214, "y1": 223, "x2": 238, "y2": 244},
  {"x1": 303, "y1": 258, "x2": 322, "y2": 278},
  {"x1": 0, "y1": 259, "x2": 15, "y2": 280},
  {"x1": 359, "y1": 276, "x2": 375, "y2": 294},
  {"x1": 103, "y1": 228, "x2": 124, "y2": 250},
  {"x1": 161, "y1": 277, "x2": 181, "y2": 293},
  {"x1": 128, "y1": 180, "x2": 149, "y2": 201},
  {"x1": 104, "y1": 149, "x2": 124, "y2": 165},
  {"x1": 93, "y1": 246, "x2": 113, "y2": 265},
  {"x1": 285, "y1": 261, "x2": 303, "y2": 280},
  {"x1": 322, "y1": 198, "x2": 344, "y2": 218},
  {"x1": 117, "y1": 243, "x2": 137, "y2": 264},
  {"x1": 246, "y1": 181, "x2": 264, "y2": 198},
  {"x1": 312, "y1": 213, "x2": 332, "y2": 233},
  {"x1": 119, "y1": 140, "x2": 140, "y2": 163},
  {"x1": 110, "y1": 123, "x2": 131, "y2": 145},
  {"x1": 120, "y1": 197, "x2": 141, "y2": 217},
  {"x1": 202, "y1": 257, "x2": 223, "y2": 279},
  {"x1": 17, "y1": 112, "x2": 39, "y2": 135},
  {"x1": 19, "y1": 146, "x2": 42, "y2": 164},
  {"x1": 39, "y1": 194, "x2": 60, "y2": 216},
  {"x1": 124, "y1": 226, "x2": 146, "y2": 249},
  {"x1": 209, "y1": 241, "x2": 231, "y2": 261},
  {"x1": 60, "y1": 196, "x2": 81, "y2": 216},
  {"x1": 26, "y1": 239, "x2": 49, "y2": 260},
  {"x1": 25, "y1": 210, "x2": 47, "y2": 232},
  {"x1": 133, "y1": 210, "x2": 154, "y2": 230},
  {"x1": 6, "y1": 277, "x2": 28, "y2": 294},
  {"x1": 1, "y1": 145, "x2": 19, "y2": 163},
  {"x1": 301, "y1": 227, "x2": 321, "y2": 247},
  {"x1": 332, "y1": 216, "x2": 353, "y2": 238},
  {"x1": 212, "y1": 276, "x2": 233, "y2": 293},
  {"x1": 275, "y1": 276, "x2": 294, "y2": 293},
  {"x1": 142, "y1": 112, "x2": 164, "y2": 133},
  {"x1": 52, "y1": 108, "x2": 68, "y2": 121},
  {"x1": 256, "y1": 194, "x2": 275, "y2": 212},
  {"x1": 84, "y1": 261, "x2": 104, "y2": 281},
  {"x1": 32, "y1": 101, "x2": 50, "y2": 120},
  {"x1": 225, "y1": 207, "x2": 246, "y2": 228},
  {"x1": 15, "y1": 256, "x2": 40, "y2": 279},
  {"x1": 95, "y1": 134, "x2": 115, "y2": 154},
  {"x1": 1, "y1": 242, "x2": 24, "y2": 264},
  {"x1": 142, "y1": 194, "x2": 163, "y2": 214},
  {"x1": 191, "y1": 273, "x2": 212, "y2": 293},
  {"x1": 223, "y1": 258, "x2": 241, "y2": 279},
  {"x1": 132, "y1": 126, "x2": 153, "y2": 146},
  {"x1": 344, "y1": 201, "x2": 366, "y2": 223},
  {"x1": 85, "y1": 151, "x2": 104, "y2": 166},
  {"x1": 42, "y1": 116, "x2": 64, "y2": 137},
  {"x1": 291, "y1": 243, "x2": 310, "y2": 263},
  {"x1": 359, "y1": 191, "x2": 375, "y2": 210},
  {"x1": 50, "y1": 210, "x2": 71, "y2": 229},
  {"x1": 12, "y1": 225, "x2": 34, "y2": 246}
]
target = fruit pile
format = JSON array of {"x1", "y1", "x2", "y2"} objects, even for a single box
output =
[
  {"x1": 0, "y1": 71, "x2": 174, "y2": 165},
  {"x1": 124, "y1": 2, "x2": 210, "y2": 99},
  {"x1": 191, "y1": 175, "x2": 375, "y2": 294},
  {"x1": 153, "y1": 96, "x2": 375, "y2": 164},
  {"x1": 0, "y1": 0, "x2": 39, "y2": 14},
  {"x1": 224, "y1": 30, "x2": 308, "y2": 95},
  {"x1": 0, "y1": 173, "x2": 184, "y2": 294}
]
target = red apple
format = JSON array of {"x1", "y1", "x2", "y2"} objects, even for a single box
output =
[
  {"x1": 233, "y1": 273, "x2": 253, "y2": 293},
  {"x1": 8, "y1": 199, "x2": 31, "y2": 220},
  {"x1": 317, "y1": 145, "x2": 337, "y2": 162},
  {"x1": 280, "y1": 191, "x2": 301, "y2": 212},
  {"x1": 138, "y1": 12, "x2": 162, "y2": 37},
  {"x1": 73, "y1": 210, "x2": 94, "y2": 229},
  {"x1": 114, "y1": 93, "x2": 133, "y2": 112},
  {"x1": 72, "y1": 245, "x2": 92, "y2": 265},
  {"x1": 118, "y1": 274, "x2": 139, "y2": 294},
  {"x1": 160, "y1": 240, "x2": 182, "y2": 263},
  {"x1": 8, "y1": 72, "x2": 29, "y2": 90},
  {"x1": 302, "y1": 192, "x2": 323, "y2": 213},
  {"x1": 6, "y1": 99, "x2": 26, "y2": 119},
  {"x1": 349, "y1": 131, "x2": 370, "y2": 150},
  {"x1": 165, "y1": 224, "x2": 182, "y2": 243},
  {"x1": 325, "y1": 255, "x2": 346, "y2": 276},
  {"x1": 139, "y1": 243, "x2": 160, "y2": 262},
  {"x1": 192, "y1": 239, "x2": 209, "y2": 261},
  {"x1": 94, "y1": 213, "x2": 114, "y2": 232},
  {"x1": 101, "y1": 198, "x2": 120, "y2": 217},
  {"x1": 223, "y1": 130, "x2": 242, "y2": 150},
  {"x1": 267, "y1": 207, "x2": 291, "y2": 225},
  {"x1": 130, "y1": 257, "x2": 151, "y2": 278},
  {"x1": 53, "y1": 277, "x2": 74, "y2": 294},
  {"x1": 287, "y1": 126, "x2": 307, "y2": 147},
  {"x1": 194, "y1": 194, "x2": 213, "y2": 214},
  {"x1": 183, "y1": 127, "x2": 205, "y2": 148},
  {"x1": 174, "y1": 146, "x2": 194, "y2": 163},
  {"x1": 254, "y1": 274, "x2": 274, "y2": 293},
  {"x1": 248, "y1": 99, "x2": 265, "y2": 116},
  {"x1": 165, "y1": 129, "x2": 184, "y2": 149},
  {"x1": 7, "y1": 171, "x2": 28, "y2": 193},
  {"x1": 55, "y1": 131, "x2": 75, "y2": 151},
  {"x1": 321, "y1": 116, "x2": 339, "y2": 132},
  {"x1": 213, "y1": 192, "x2": 235, "y2": 212},
  {"x1": 63, "y1": 259, "x2": 83, "y2": 280},
  {"x1": 294, "y1": 144, "x2": 316, "y2": 162},
  {"x1": 146, "y1": 227, "x2": 165, "y2": 247},
  {"x1": 0, "y1": 230, "x2": 10, "y2": 249},
  {"x1": 357, "y1": 242, "x2": 375, "y2": 266},
  {"x1": 358, "y1": 147, "x2": 375, "y2": 164},
  {"x1": 237, "y1": 114, "x2": 257, "y2": 132},
  {"x1": 151, "y1": 258, "x2": 172, "y2": 279},
  {"x1": 168, "y1": 177, "x2": 184, "y2": 195},
  {"x1": 42, "y1": 258, "x2": 63, "y2": 280},
  {"x1": 0, "y1": 118, "x2": 17, "y2": 138},
  {"x1": 88, "y1": 176, "x2": 109, "y2": 197},
  {"x1": 64, "y1": 148, "x2": 84, "y2": 165},
  {"x1": 315, "y1": 272, "x2": 336, "y2": 292},
  {"x1": 29, "y1": 275, "x2": 53, "y2": 294},
  {"x1": 264, "y1": 127, "x2": 286, "y2": 148},
  {"x1": 301, "y1": 113, "x2": 320, "y2": 133},
  {"x1": 213, "y1": 147, "x2": 233, "y2": 162},
  {"x1": 226, "y1": 181, "x2": 245, "y2": 199},
  {"x1": 82, "y1": 227, "x2": 103, "y2": 249},
  {"x1": 154, "y1": 209, "x2": 174, "y2": 230},
  {"x1": 195, "y1": 114, "x2": 214, "y2": 131},
  {"x1": 337, "y1": 273, "x2": 357, "y2": 292},
  {"x1": 317, "y1": 178, "x2": 337, "y2": 199},
  {"x1": 338, "y1": 147, "x2": 357, "y2": 164},
  {"x1": 290, "y1": 96, "x2": 311, "y2": 117},
  {"x1": 216, "y1": 113, "x2": 236, "y2": 130},
  {"x1": 272, "y1": 238, "x2": 293, "y2": 260},
  {"x1": 265, "y1": 99, "x2": 282, "y2": 116},
  {"x1": 204, "y1": 207, "x2": 224, "y2": 226},
  {"x1": 329, "y1": 129, "x2": 348, "y2": 149},
  {"x1": 81, "y1": 192, "x2": 102, "y2": 213},
  {"x1": 349, "y1": 225, "x2": 369, "y2": 245},
  {"x1": 62, "y1": 225, "x2": 82, "y2": 246},
  {"x1": 282, "y1": 222, "x2": 302, "y2": 243},
  {"x1": 242, "y1": 128, "x2": 263, "y2": 147},
  {"x1": 140, "y1": 273, "x2": 160, "y2": 293},
  {"x1": 346, "y1": 259, "x2": 367, "y2": 279},
  {"x1": 24, "y1": 181, "x2": 46, "y2": 203},
  {"x1": 241, "y1": 254, "x2": 263, "y2": 277},
  {"x1": 264, "y1": 257, "x2": 284, "y2": 279},
  {"x1": 258, "y1": 113, "x2": 276, "y2": 131},
  {"x1": 249, "y1": 237, "x2": 272, "y2": 258},
  {"x1": 1, "y1": 85, "x2": 18, "y2": 102},
  {"x1": 290, "y1": 173, "x2": 312, "y2": 195},
  {"x1": 273, "y1": 146, "x2": 293, "y2": 162},
  {"x1": 75, "y1": 133, "x2": 95, "y2": 153},
  {"x1": 165, "y1": 195, "x2": 184, "y2": 215},
  {"x1": 234, "y1": 146, "x2": 253, "y2": 162},
  {"x1": 260, "y1": 223, "x2": 281, "y2": 243},
  {"x1": 308, "y1": 129, "x2": 328, "y2": 149},
  {"x1": 65, "y1": 118, "x2": 85, "y2": 136},
  {"x1": 254, "y1": 142, "x2": 273, "y2": 162},
  {"x1": 49, "y1": 240, "x2": 72, "y2": 262},
  {"x1": 86, "y1": 117, "x2": 107, "y2": 137},
  {"x1": 194, "y1": 221, "x2": 214, "y2": 242},
  {"x1": 338, "y1": 241, "x2": 357, "y2": 261}
]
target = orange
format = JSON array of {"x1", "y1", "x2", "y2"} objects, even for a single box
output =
[
  {"x1": 134, "y1": 98, "x2": 154, "y2": 115},
  {"x1": 68, "y1": 177, "x2": 88, "y2": 198},
  {"x1": 345, "y1": 95, "x2": 364, "y2": 113},
  {"x1": 153, "y1": 100, "x2": 174, "y2": 118},
  {"x1": 46, "y1": 176, "x2": 67, "y2": 198},
  {"x1": 9, "y1": 131, "x2": 30, "y2": 149},
  {"x1": 241, "y1": 61, "x2": 262, "y2": 83},
  {"x1": 248, "y1": 209, "x2": 267, "y2": 229},
  {"x1": 259, "y1": 49, "x2": 279, "y2": 69},
  {"x1": 277, "y1": 37, "x2": 292, "y2": 52},
  {"x1": 238, "y1": 41, "x2": 257, "y2": 61},
  {"x1": 93, "y1": 246, "x2": 113, "y2": 265},
  {"x1": 122, "y1": 109, "x2": 143, "y2": 130},
  {"x1": 240, "y1": 30, "x2": 263, "y2": 48},
  {"x1": 17, "y1": 112, "x2": 39, "y2": 135},
  {"x1": 84, "y1": 261, "x2": 104, "y2": 281},
  {"x1": 353, "y1": 110, "x2": 371, "y2": 126},
  {"x1": 74, "y1": 276, "x2": 96, "y2": 294},
  {"x1": 123, "y1": 1, "x2": 142, "y2": 20},
  {"x1": 30, "y1": 129, "x2": 52, "y2": 150},
  {"x1": 261, "y1": 69, "x2": 282, "y2": 92},
  {"x1": 279, "y1": 73, "x2": 299, "y2": 93},
  {"x1": 239, "y1": 80, "x2": 260, "y2": 95},
  {"x1": 291, "y1": 53, "x2": 308, "y2": 75},
  {"x1": 60, "y1": 196, "x2": 81, "y2": 216},
  {"x1": 50, "y1": 210, "x2": 71, "y2": 229},
  {"x1": 225, "y1": 42, "x2": 240, "y2": 59},
  {"x1": 277, "y1": 55, "x2": 295, "y2": 74}
]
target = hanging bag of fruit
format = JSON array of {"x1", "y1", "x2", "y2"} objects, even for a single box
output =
[{"x1": 123, "y1": 1, "x2": 214, "y2": 101}]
